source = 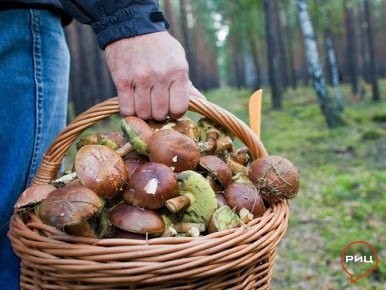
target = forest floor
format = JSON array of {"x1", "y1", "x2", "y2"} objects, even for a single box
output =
[
  {"x1": 205, "y1": 84, "x2": 386, "y2": 290},
  {"x1": 66, "y1": 81, "x2": 386, "y2": 289}
]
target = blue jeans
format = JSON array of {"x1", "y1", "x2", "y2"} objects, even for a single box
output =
[{"x1": 0, "y1": 9, "x2": 70, "y2": 290}]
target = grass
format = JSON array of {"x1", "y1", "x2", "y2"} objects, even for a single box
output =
[
  {"x1": 65, "y1": 81, "x2": 386, "y2": 289},
  {"x1": 204, "y1": 84, "x2": 386, "y2": 289}
]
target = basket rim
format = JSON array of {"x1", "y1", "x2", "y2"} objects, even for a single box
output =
[{"x1": 32, "y1": 96, "x2": 268, "y2": 185}]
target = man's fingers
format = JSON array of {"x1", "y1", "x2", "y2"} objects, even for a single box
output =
[
  {"x1": 151, "y1": 83, "x2": 169, "y2": 121},
  {"x1": 169, "y1": 77, "x2": 189, "y2": 120},
  {"x1": 134, "y1": 85, "x2": 152, "y2": 119},
  {"x1": 117, "y1": 87, "x2": 135, "y2": 117}
]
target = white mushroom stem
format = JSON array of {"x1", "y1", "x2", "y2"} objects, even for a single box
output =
[
  {"x1": 173, "y1": 223, "x2": 206, "y2": 237},
  {"x1": 165, "y1": 195, "x2": 191, "y2": 213},
  {"x1": 215, "y1": 136, "x2": 233, "y2": 153},
  {"x1": 161, "y1": 225, "x2": 178, "y2": 237},
  {"x1": 239, "y1": 208, "x2": 254, "y2": 224},
  {"x1": 115, "y1": 142, "x2": 134, "y2": 157},
  {"x1": 53, "y1": 172, "x2": 77, "y2": 185},
  {"x1": 228, "y1": 159, "x2": 249, "y2": 175}
]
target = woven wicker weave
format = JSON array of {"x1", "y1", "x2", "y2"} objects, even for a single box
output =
[{"x1": 8, "y1": 97, "x2": 289, "y2": 290}]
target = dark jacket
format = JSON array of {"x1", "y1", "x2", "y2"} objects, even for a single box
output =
[{"x1": 0, "y1": 0, "x2": 168, "y2": 49}]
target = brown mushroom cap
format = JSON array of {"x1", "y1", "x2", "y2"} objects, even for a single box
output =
[
  {"x1": 112, "y1": 229, "x2": 147, "y2": 240},
  {"x1": 124, "y1": 151, "x2": 149, "y2": 178},
  {"x1": 14, "y1": 184, "x2": 56, "y2": 209},
  {"x1": 223, "y1": 183, "x2": 266, "y2": 218},
  {"x1": 75, "y1": 144, "x2": 128, "y2": 199},
  {"x1": 147, "y1": 129, "x2": 200, "y2": 173},
  {"x1": 36, "y1": 185, "x2": 103, "y2": 228},
  {"x1": 109, "y1": 203, "x2": 165, "y2": 236},
  {"x1": 248, "y1": 155, "x2": 300, "y2": 203},
  {"x1": 148, "y1": 117, "x2": 199, "y2": 140},
  {"x1": 123, "y1": 162, "x2": 178, "y2": 209},
  {"x1": 199, "y1": 155, "x2": 233, "y2": 187}
]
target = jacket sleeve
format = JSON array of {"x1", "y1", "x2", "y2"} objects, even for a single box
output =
[{"x1": 60, "y1": 0, "x2": 169, "y2": 49}]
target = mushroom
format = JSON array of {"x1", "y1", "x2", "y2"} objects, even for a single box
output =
[
  {"x1": 227, "y1": 158, "x2": 249, "y2": 176},
  {"x1": 248, "y1": 155, "x2": 300, "y2": 203},
  {"x1": 230, "y1": 147, "x2": 252, "y2": 166},
  {"x1": 35, "y1": 185, "x2": 104, "y2": 237},
  {"x1": 173, "y1": 222, "x2": 206, "y2": 237},
  {"x1": 165, "y1": 195, "x2": 191, "y2": 213},
  {"x1": 223, "y1": 182, "x2": 266, "y2": 218},
  {"x1": 198, "y1": 155, "x2": 233, "y2": 188},
  {"x1": 109, "y1": 203, "x2": 165, "y2": 237},
  {"x1": 215, "y1": 193, "x2": 228, "y2": 208},
  {"x1": 148, "y1": 116, "x2": 199, "y2": 141},
  {"x1": 215, "y1": 136, "x2": 234, "y2": 153},
  {"x1": 173, "y1": 170, "x2": 217, "y2": 224},
  {"x1": 14, "y1": 184, "x2": 56, "y2": 210},
  {"x1": 208, "y1": 205, "x2": 241, "y2": 233},
  {"x1": 123, "y1": 162, "x2": 178, "y2": 209},
  {"x1": 77, "y1": 132, "x2": 127, "y2": 151},
  {"x1": 121, "y1": 116, "x2": 154, "y2": 155},
  {"x1": 197, "y1": 117, "x2": 233, "y2": 141},
  {"x1": 75, "y1": 144, "x2": 128, "y2": 199},
  {"x1": 123, "y1": 151, "x2": 149, "y2": 178},
  {"x1": 112, "y1": 230, "x2": 147, "y2": 240},
  {"x1": 198, "y1": 128, "x2": 219, "y2": 154},
  {"x1": 147, "y1": 129, "x2": 200, "y2": 173}
]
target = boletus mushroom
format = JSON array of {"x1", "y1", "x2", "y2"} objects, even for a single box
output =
[
  {"x1": 248, "y1": 155, "x2": 300, "y2": 203},
  {"x1": 121, "y1": 116, "x2": 154, "y2": 155},
  {"x1": 14, "y1": 184, "x2": 56, "y2": 210},
  {"x1": 208, "y1": 205, "x2": 241, "y2": 233},
  {"x1": 173, "y1": 170, "x2": 217, "y2": 224},
  {"x1": 223, "y1": 182, "x2": 266, "y2": 219},
  {"x1": 77, "y1": 132, "x2": 126, "y2": 151},
  {"x1": 147, "y1": 129, "x2": 200, "y2": 173},
  {"x1": 123, "y1": 151, "x2": 149, "y2": 178},
  {"x1": 36, "y1": 185, "x2": 103, "y2": 237},
  {"x1": 75, "y1": 144, "x2": 128, "y2": 199},
  {"x1": 199, "y1": 155, "x2": 233, "y2": 188},
  {"x1": 109, "y1": 203, "x2": 165, "y2": 237},
  {"x1": 148, "y1": 116, "x2": 199, "y2": 141},
  {"x1": 123, "y1": 162, "x2": 178, "y2": 209}
]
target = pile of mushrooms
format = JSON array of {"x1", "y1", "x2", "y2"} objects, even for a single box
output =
[{"x1": 15, "y1": 115, "x2": 299, "y2": 239}]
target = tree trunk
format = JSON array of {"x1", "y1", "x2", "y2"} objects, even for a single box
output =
[
  {"x1": 163, "y1": 0, "x2": 178, "y2": 38},
  {"x1": 296, "y1": 0, "x2": 344, "y2": 128},
  {"x1": 273, "y1": 1, "x2": 289, "y2": 90},
  {"x1": 264, "y1": 0, "x2": 282, "y2": 109},
  {"x1": 179, "y1": 0, "x2": 198, "y2": 86},
  {"x1": 283, "y1": 5, "x2": 297, "y2": 90},
  {"x1": 192, "y1": 15, "x2": 219, "y2": 90},
  {"x1": 249, "y1": 37, "x2": 262, "y2": 90},
  {"x1": 345, "y1": 3, "x2": 360, "y2": 96},
  {"x1": 363, "y1": 0, "x2": 380, "y2": 101},
  {"x1": 324, "y1": 26, "x2": 344, "y2": 111}
]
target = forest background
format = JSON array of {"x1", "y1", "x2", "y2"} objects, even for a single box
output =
[{"x1": 64, "y1": 0, "x2": 386, "y2": 289}]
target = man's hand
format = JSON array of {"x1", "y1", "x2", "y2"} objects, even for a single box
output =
[{"x1": 105, "y1": 31, "x2": 199, "y2": 121}]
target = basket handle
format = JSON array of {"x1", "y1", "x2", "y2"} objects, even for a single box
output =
[{"x1": 33, "y1": 96, "x2": 268, "y2": 185}]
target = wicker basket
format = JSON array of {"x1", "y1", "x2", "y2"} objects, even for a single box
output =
[{"x1": 8, "y1": 97, "x2": 289, "y2": 290}]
